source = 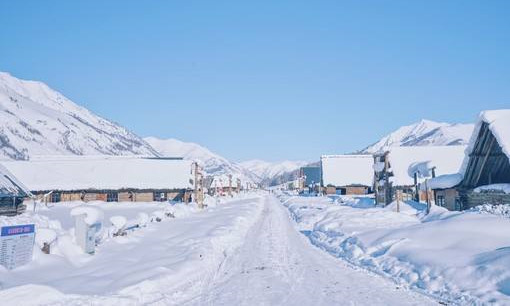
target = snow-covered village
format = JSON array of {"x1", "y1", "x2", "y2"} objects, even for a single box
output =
[{"x1": 1, "y1": 1, "x2": 510, "y2": 306}]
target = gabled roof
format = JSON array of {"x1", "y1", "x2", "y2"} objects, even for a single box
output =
[
  {"x1": 1, "y1": 156, "x2": 193, "y2": 192},
  {"x1": 321, "y1": 155, "x2": 373, "y2": 187},
  {"x1": 0, "y1": 164, "x2": 31, "y2": 197},
  {"x1": 429, "y1": 109, "x2": 510, "y2": 190},
  {"x1": 383, "y1": 146, "x2": 466, "y2": 186},
  {"x1": 460, "y1": 109, "x2": 510, "y2": 175}
]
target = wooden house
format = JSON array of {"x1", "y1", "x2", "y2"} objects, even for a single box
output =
[
  {"x1": 373, "y1": 146, "x2": 466, "y2": 205},
  {"x1": 320, "y1": 155, "x2": 374, "y2": 195},
  {"x1": 0, "y1": 164, "x2": 31, "y2": 215},
  {"x1": 2, "y1": 156, "x2": 194, "y2": 204},
  {"x1": 429, "y1": 110, "x2": 510, "y2": 210}
]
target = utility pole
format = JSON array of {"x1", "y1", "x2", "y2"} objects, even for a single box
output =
[
  {"x1": 374, "y1": 155, "x2": 379, "y2": 207},
  {"x1": 396, "y1": 189, "x2": 400, "y2": 213},
  {"x1": 425, "y1": 179, "x2": 431, "y2": 215},
  {"x1": 384, "y1": 152, "x2": 391, "y2": 206},
  {"x1": 228, "y1": 174, "x2": 233, "y2": 197},
  {"x1": 414, "y1": 172, "x2": 419, "y2": 202},
  {"x1": 194, "y1": 162, "x2": 204, "y2": 209}
]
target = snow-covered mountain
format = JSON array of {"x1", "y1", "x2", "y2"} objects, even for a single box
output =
[
  {"x1": 144, "y1": 137, "x2": 259, "y2": 183},
  {"x1": 239, "y1": 160, "x2": 308, "y2": 182},
  {"x1": 362, "y1": 119, "x2": 474, "y2": 153},
  {"x1": 0, "y1": 72, "x2": 158, "y2": 160}
]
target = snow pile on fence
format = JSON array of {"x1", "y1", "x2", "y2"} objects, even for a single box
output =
[
  {"x1": 282, "y1": 195, "x2": 510, "y2": 304},
  {"x1": 470, "y1": 204, "x2": 510, "y2": 219},
  {"x1": 474, "y1": 183, "x2": 510, "y2": 194}
]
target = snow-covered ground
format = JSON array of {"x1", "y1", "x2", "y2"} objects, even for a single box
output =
[
  {"x1": 0, "y1": 194, "x2": 436, "y2": 305},
  {"x1": 0, "y1": 195, "x2": 263, "y2": 305},
  {"x1": 282, "y1": 194, "x2": 510, "y2": 305}
]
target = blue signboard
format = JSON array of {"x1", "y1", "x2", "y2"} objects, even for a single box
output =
[
  {"x1": 0, "y1": 224, "x2": 35, "y2": 270},
  {"x1": 1, "y1": 224, "x2": 35, "y2": 237}
]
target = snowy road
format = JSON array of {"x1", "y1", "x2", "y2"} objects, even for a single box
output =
[
  {"x1": 182, "y1": 195, "x2": 435, "y2": 305},
  {"x1": 0, "y1": 195, "x2": 436, "y2": 305}
]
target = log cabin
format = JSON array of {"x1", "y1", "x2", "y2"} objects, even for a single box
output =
[{"x1": 1, "y1": 156, "x2": 194, "y2": 204}]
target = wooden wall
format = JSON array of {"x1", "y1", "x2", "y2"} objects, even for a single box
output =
[{"x1": 345, "y1": 186, "x2": 369, "y2": 195}]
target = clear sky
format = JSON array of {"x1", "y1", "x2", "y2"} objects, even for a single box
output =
[{"x1": 1, "y1": 1, "x2": 509, "y2": 162}]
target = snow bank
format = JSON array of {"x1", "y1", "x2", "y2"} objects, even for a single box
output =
[
  {"x1": 70, "y1": 206, "x2": 103, "y2": 225},
  {"x1": 470, "y1": 204, "x2": 510, "y2": 219},
  {"x1": 474, "y1": 184, "x2": 510, "y2": 194},
  {"x1": 283, "y1": 196, "x2": 510, "y2": 304},
  {"x1": 0, "y1": 194, "x2": 265, "y2": 305}
]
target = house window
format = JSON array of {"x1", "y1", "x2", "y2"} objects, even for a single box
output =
[
  {"x1": 50, "y1": 192, "x2": 61, "y2": 203},
  {"x1": 106, "y1": 192, "x2": 118, "y2": 202},
  {"x1": 437, "y1": 195, "x2": 445, "y2": 207},
  {"x1": 153, "y1": 192, "x2": 167, "y2": 202}
]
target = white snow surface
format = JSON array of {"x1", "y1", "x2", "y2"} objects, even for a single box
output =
[
  {"x1": 0, "y1": 194, "x2": 435, "y2": 305},
  {"x1": 321, "y1": 155, "x2": 374, "y2": 187},
  {"x1": 474, "y1": 184, "x2": 510, "y2": 194},
  {"x1": 363, "y1": 119, "x2": 474, "y2": 153},
  {"x1": 427, "y1": 173, "x2": 464, "y2": 190},
  {"x1": 70, "y1": 206, "x2": 104, "y2": 225},
  {"x1": 282, "y1": 194, "x2": 510, "y2": 304},
  {"x1": 1, "y1": 156, "x2": 193, "y2": 191},
  {"x1": 0, "y1": 72, "x2": 158, "y2": 160},
  {"x1": 385, "y1": 146, "x2": 466, "y2": 186}
]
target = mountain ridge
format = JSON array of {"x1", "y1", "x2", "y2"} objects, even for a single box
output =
[{"x1": 0, "y1": 72, "x2": 158, "y2": 160}]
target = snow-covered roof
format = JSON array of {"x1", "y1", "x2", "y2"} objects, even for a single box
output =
[
  {"x1": 321, "y1": 155, "x2": 374, "y2": 187},
  {"x1": 0, "y1": 164, "x2": 31, "y2": 197},
  {"x1": 1, "y1": 156, "x2": 193, "y2": 191},
  {"x1": 430, "y1": 109, "x2": 510, "y2": 190},
  {"x1": 427, "y1": 173, "x2": 463, "y2": 190},
  {"x1": 385, "y1": 146, "x2": 466, "y2": 186},
  {"x1": 459, "y1": 109, "x2": 510, "y2": 175}
]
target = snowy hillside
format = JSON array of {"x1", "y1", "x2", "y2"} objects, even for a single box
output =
[
  {"x1": 144, "y1": 137, "x2": 259, "y2": 182},
  {"x1": 362, "y1": 119, "x2": 474, "y2": 153},
  {"x1": 0, "y1": 72, "x2": 158, "y2": 160},
  {"x1": 239, "y1": 160, "x2": 308, "y2": 181}
]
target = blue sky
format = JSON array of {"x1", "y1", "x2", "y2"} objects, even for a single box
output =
[{"x1": 1, "y1": 1, "x2": 509, "y2": 162}]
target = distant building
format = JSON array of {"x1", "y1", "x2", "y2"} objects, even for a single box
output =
[
  {"x1": 373, "y1": 146, "x2": 466, "y2": 205},
  {"x1": 299, "y1": 166, "x2": 321, "y2": 190},
  {"x1": 208, "y1": 174, "x2": 243, "y2": 196},
  {"x1": 429, "y1": 110, "x2": 510, "y2": 210},
  {"x1": 2, "y1": 156, "x2": 194, "y2": 203},
  {"x1": 0, "y1": 164, "x2": 31, "y2": 215},
  {"x1": 321, "y1": 155, "x2": 373, "y2": 195}
]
